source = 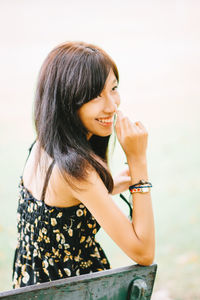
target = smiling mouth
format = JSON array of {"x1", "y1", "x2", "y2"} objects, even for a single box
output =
[{"x1": 96, "y1": 117, "x2": 114, "y2": 126}]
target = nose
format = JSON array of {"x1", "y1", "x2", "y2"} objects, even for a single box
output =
[{"x1": 104, "y1": 95, "x2": 120, "y2": 114}]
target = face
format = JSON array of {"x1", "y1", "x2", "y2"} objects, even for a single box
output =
[{"x1": 78, "y1": 69, "x2": 120, "y2": 139}]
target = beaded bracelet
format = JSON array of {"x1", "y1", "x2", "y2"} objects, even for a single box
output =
[
  {"x1": 129, "y1": 180, "x2": 151, "y2": 188},
  {"x1": 129, "y1": 180, "x2": 152, "y2": 194},
  {"x1": 129, "y1": 186, "x2": 151, "y2": 194}
]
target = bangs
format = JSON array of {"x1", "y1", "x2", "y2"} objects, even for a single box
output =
[{"x1": 64, "y1": 47, "x2": 119, "y2": 111}]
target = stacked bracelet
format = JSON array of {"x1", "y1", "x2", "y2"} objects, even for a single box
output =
[{"x1": 129, "y1": 180, "x2": 152, "y2": 194}]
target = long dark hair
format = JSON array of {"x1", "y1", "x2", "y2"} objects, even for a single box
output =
[{"x1": 34, "y1": 41, "x2": 119, "y2": 193}]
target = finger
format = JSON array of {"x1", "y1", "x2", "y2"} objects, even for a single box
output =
[
  {"x1": 115, "y1": 110, "x2": 129, "y2": 135},
  {"x1": 115, "y1": 111, "x2": 123, "y2": 135},
  {"x1": 134, "y1": 121, "x2": 148, "y2": 133},
  {"x1": 117, "y1": 110, "x2": 135, "y2": 126},
  {"x1": 117, "y1": 111, "x2": 135, "y2": 130},
  {"x1": 123, "y1": 109, "x2": 135, "y2": 123},
  {"x1": 115, "y1": 110, "x2": 124, "y2": 122}
]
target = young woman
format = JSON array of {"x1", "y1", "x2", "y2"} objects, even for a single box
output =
[{"x1": 12, "y1": 41, "x2": 155, "y2": 288}]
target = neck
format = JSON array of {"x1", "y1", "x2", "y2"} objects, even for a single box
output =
[{"x1": 87, "y1": 133, "x2": 93, "y2": 140}]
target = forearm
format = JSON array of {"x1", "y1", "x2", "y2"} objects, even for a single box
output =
[{"x1": 127, "y1": 157, "x2": 155, "y2": 259}]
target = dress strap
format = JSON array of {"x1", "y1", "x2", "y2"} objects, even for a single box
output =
[
  {"x1": 22, "y1": 140, "x2": 37, "y2": 175},
  {"x1": 28, "y1": 140, "x2": 36, "y2": 155},
  {"x1": 23, "y1": 140, "x2": 55, "y2": 202},
  {"x1": 41, "y1": 160, "x2": 56, "y2": 201},
  {"x1": 26, "y1": 140, "x2": 36, "y2": 163}
]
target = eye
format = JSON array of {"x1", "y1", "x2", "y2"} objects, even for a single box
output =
[{"x1": 112, "y1": 85, "x2": 118, "y2": 91}]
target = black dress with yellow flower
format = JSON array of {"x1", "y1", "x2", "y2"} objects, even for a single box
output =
[{"x1": 12, "y1": 175, "x2": 110, "y2": 288}]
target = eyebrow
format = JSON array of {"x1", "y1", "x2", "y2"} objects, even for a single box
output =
[{"x1": 112, "y1": 79, "x2": 118, "y2": 84}]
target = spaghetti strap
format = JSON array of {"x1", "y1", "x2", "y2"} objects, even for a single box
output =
[
  {"x1": 28, "y1": 140, "x2": 36, "y2": 154},
  {"x1": 22, "y1": 140, "x2": 55, "y2": 202},
  {"x1": 40, "y1": 160, "x2": 56, "y2": 201},
  {"x1": 22, "y1": 140, "x2": 36, "y2": 175},
  {"x1": 26, "y1": 140, "x2": 36, "y2": 163}
]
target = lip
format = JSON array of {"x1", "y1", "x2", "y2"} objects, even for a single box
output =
[
  {"x1": 95, "y1": 116, "x2": 114, "y2": 127},
  {"x1": 96, "y1": 120, "x2": 113, "y2": 127}
]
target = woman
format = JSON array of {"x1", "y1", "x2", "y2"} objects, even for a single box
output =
[{"x1": 12, "y1": 41, "x2": 155, "y2": 288}]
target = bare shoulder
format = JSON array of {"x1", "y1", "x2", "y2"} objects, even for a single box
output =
[
  {"x1": 49, "y1": 167, "x2": 105, "y2": 203},
  {"x1": 23, "y1": 142, "x2": 81, "y2": 207},
  {"x1": 45, "y1": 163, "x2": 82, "y2": 207},
  {"x1": 48, "y1": 166, "x2": 109, "y2": 208},
  {"x1": 69, "y1": 168, "x2": 109, "y2": 198}
]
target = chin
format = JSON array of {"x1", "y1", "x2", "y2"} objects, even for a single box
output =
[{"x1": 95, "y1": 130, "x2": 113, "y2": 137}]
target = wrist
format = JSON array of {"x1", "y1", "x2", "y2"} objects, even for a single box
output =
[
  {"x1": 127, "y1": 158, "x2": 149, "y2": 185},
  {"x1": 126, "y1": 155, "x2": 147, "y2": 166}
]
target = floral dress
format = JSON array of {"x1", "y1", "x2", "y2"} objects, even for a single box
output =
[{"x1": 12, "y1": 177, "x2": 110, "y2": 288}]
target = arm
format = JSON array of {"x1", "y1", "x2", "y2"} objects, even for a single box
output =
[
  {"x1": 70, "y1": 111, "x2": 155, "y2": 266},
  {"x1": 127, "y1": 158, "x2": 155, "y2": 264},
  {"x1": 115, "y1": 110, "x2": 155, "y2": 264}
]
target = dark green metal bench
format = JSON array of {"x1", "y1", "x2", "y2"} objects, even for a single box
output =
[{"x1": 0, "y1": 264, "x2": 157, "y2": 300}]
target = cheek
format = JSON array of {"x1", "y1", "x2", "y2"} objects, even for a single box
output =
[
  {"x1": 78, "y1": 106, "x2": 96, "y2": 127},
  {"x1": 78, "y1": 100, "x2": 103, "y2": 125},
  {"x1": 84, "y1": 106, "x2": 101, "y2": 120}
]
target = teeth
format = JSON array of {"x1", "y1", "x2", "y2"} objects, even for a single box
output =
[{"x1": 97, "y1": 118, "x2": 113, "y2": 123}]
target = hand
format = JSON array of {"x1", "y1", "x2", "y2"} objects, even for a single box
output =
[
  {"x1": 115, "y1": 110, "x2": 148, "y2": 161},
  {"x1": 112, "y1": 168, "x2": 131, "y2": 195}
]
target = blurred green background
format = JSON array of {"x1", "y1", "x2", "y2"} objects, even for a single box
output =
[{"x1": 0, "y1": 1, "x2": 200, "y2": 299}]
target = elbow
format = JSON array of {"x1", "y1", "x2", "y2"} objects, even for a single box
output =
[
  {"x1": 131, "y1": 247, "x2": 155, "y2": 266},
  {"x1": 136, "y1": 254, "x2": 154, "y2": 266},
  {"x1": 128, "y1": 235, "x2": 155, "y2": 266}
]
